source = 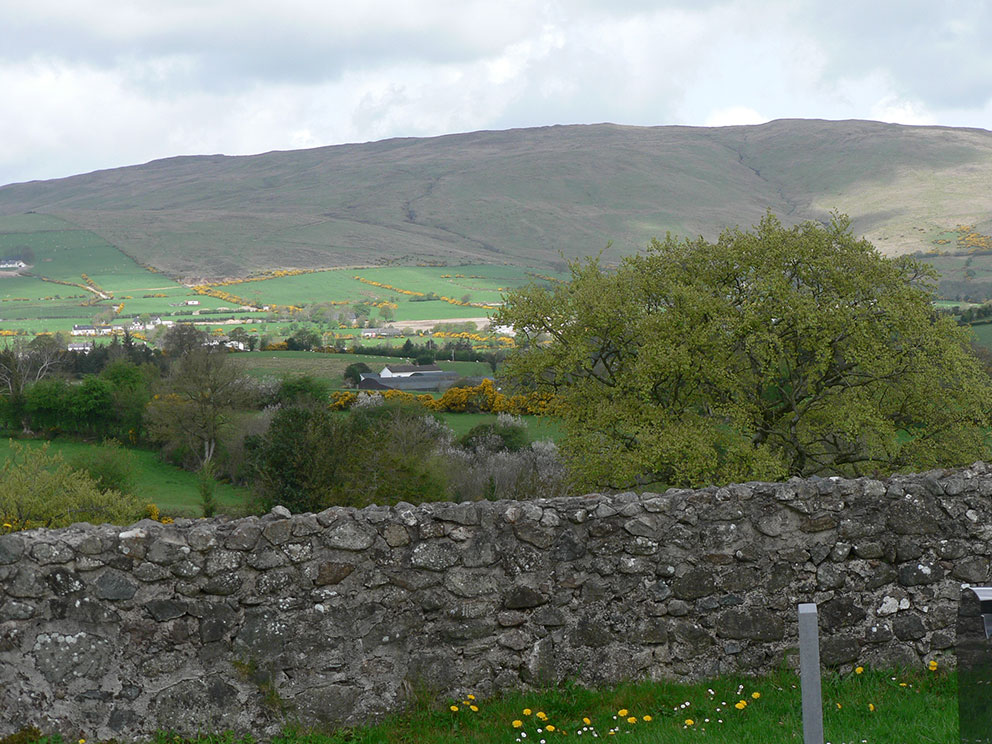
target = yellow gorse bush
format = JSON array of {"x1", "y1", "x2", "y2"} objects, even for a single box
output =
[{"x1": 329, "y1": 380, "x2": 555, "y2": 416}]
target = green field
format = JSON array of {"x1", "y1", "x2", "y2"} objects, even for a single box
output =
[
  {"x1": 0, "y1": 213, "x2": 553, "y2": 334},
  {"x1": 0, "y1": 438, "x2": 249, "y2": 516},
  {"x1": 436, "y1": 411, "x2": 563, "y2": 441}
]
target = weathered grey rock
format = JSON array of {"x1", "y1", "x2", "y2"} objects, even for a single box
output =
[
  {"x1": 892, "y1": 613, "x2": 926, "y2": 641},
  {"x1": 409, "y1": 541, "x2": 460, "y2": 571},
  {"x1": 0, "y1": 534, "x2": 25, "y2": 564},
  {"x1": 820, "y1": 597, "x2": 867, "y2": 629},
  {"x1": 146, "y1": 599, "x2": 188, "y2": 621},
  {"x1": 32, "y1": 631, "x2": 112, "y2": 684},
  {"x1": 224, "y1": 523, "x2": 262, "y2": 551},
  {"x1": 898, "y1": 561, "x2": 944, "y2": 586},
  {"x1": 383, "y1": 523, "x2": 411, "y2": 547},
  {"x1": 503, "y1": 585, "x2": 548, "y2": 609},
  {"x1": 323, "y1": 520, "x2": 377, "y2": 551},
  {"x1": 146, "y1": 536, "x2": 189, "y2": 565},
  {"x1": 93, "y1": 570, "x2": 137, "y2": 600},
  {"x1": 315, "y1": 562, "x2": 355, "y2": 586},
  {"x1": 716, "y1": 608, "x2": 784, "y2": 641},
  {"x1": 820, "y1": 636, "x2": 859, "y2": 666},
  {"x1": 952, "y1": 556, "x2": 990, "y2": 583},
  {"x1": 672, "y1": 567, "x2": 716, "y2": 600},
  {"x1": 31, "y1": 542, "x2": 75, "y2": 564}
]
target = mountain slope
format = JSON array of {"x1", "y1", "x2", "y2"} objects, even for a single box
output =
[{"x1": 0, "y1": 119, "x2": 989, "y2": 280}]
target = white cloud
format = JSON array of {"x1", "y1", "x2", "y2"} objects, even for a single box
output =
[
  {"x1": 869, "y1": 97, "x2": 937, "y2": 127},
  {"x1": 704, "y1": 106, "x2": 768, "y2": 127}
]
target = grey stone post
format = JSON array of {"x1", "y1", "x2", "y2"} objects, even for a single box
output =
[{"x1": 798, "y1": 602, "x2": 823, "y2": 744}]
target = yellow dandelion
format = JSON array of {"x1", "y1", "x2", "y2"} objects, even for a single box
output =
[
  {"x1": 899, "y1": 682, "x2": 908, "y2": 687},
  {"x1": 583, "y1": 717, "x2": 591, "y2": 725},
  {"x1": 626, "y1": 716, "x2": 637, "y2": 724},
  {"x1": 685, "y1": 718, "x2": 694, "y2": 726},
  {"x1": 869, "y1": 703, "x2": 876, "y2": 712},
  {"x1": 617, "y1": 709, "x2": 628, "y2": 716},
  {"x1": 735, "y1": 701, "x2": 747, "y2": 710},
  {"x1": 546, "y1": 725, "x2": 556, "y2": 732},
  {"x1": 470, "y1": 705, "x2": 479, "y2": 712},
  {"x1": 513, "y1": 720, "x2": 523, "y2": 728},
  {"x1": 855, "y1": 666, "x2": 864, "y2": 674},
  {"x1": 643, "y1": 715, "x2": 652, "y2": 722},
  {"x1": 836, "y1": 703, "x2": 842, "y2": 709},
  {"x1": 450, "y1": 705, "x2": 459, "y2": 712},
  {"x1": 524, "y1": 708, "x2": 533, "y2": 716},
  {"x1": 537, "y1": 711, "x2": 548, "y2": 720},
  {"x1": 751, "y1": 692, "x2": 760, "y2": 699},
  {"x1": 468, "y1": 694, "x2": 476, "y2": 700},
  {"x1": 928, "y1": 660, "x2": 938, "y2": 671}
]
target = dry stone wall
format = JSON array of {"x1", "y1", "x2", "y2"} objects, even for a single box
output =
[{"x1": 3, "y1": 465, "x2": 992, "y2": 739}]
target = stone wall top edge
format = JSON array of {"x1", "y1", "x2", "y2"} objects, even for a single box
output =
[{"x1": 4, "y1": 461, "x2": 989, "y2": 542}]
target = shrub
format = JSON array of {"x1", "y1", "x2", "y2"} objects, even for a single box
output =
[
  {"x1": 68, "y1": 439, "x2": 136, "y2": 495},
  {"x1": 460, "y1": 413, "x2": 529, "y2": 452},
  {"x1": 443, "y1": 439, "x2": 570, "y2": 502},
  {"x1": 0, "y1": 441, "x2": 144, "y2": 530}
]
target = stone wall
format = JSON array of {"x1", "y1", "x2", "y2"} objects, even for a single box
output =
[{"x1": 2, "y1": 465, "x2": 991, "y2": 739}]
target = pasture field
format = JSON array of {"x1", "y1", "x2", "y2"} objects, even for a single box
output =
[
  {"x1": 437, "y1": 411, "x2": 564, "y2": 441},
  {"x1": 0, "y1": 214, "x2": 555, "y2": 333},
  {"x1": 227, "y1": 350, "x2": 493, "y2": 386},
  {"x1": 0, "y1": 438, "x2": 249, "y2": 516},
  {"x1": 967, "y1": 321, "x2": 992, "y2": 348}
]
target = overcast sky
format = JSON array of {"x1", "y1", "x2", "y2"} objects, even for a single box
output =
[{"x1": 1, "y1": 0, "x2": 989, "y2": 187}]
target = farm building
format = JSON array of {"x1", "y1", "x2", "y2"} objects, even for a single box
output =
[{"x1": 380, "y1": 363, "x2": 443, "y2": 378}]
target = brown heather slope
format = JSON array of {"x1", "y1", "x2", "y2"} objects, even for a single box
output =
[{"x1": 0, "y1": 119, "x2": 989, "y2": 280}]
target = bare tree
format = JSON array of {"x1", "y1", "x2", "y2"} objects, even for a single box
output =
[{"x1": 0, "y1": 338, "x2": 64, "y2": 432}]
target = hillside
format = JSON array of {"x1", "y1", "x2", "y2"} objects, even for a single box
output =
[{"x1": 0, "y1": 119, "x2": 990, "y2": 280}]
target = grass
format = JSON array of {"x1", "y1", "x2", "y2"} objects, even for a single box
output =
[
  {"x1": 8, "y1": 667, "x2": 955, "y2": 743},
  {"x1": 437, "y1": 411, "x2": 563, "y2": 441},
  {"x1": 0, "y1": 437, "x2": 249, "y2": 517}
]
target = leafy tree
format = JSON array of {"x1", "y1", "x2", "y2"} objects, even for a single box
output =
[
  {"x1": 100, "y1": 360, "x2": 155, "y2": 441},
  {"x1": 68, "y1": 375, "x2": 115, "y2": 436},
  {"x1": 162, "y1": 322, "x2": 207, "y2": 357},
  {"x1": 0, "y1": 441, "x2": 143, "y2": 529},
  {"x1": 277, "y1": 374, "x2": 330, "y2": 405},
  {"x1": 247, "y1": 401, "x2": 450, "y2": 512},
  {"x1": 145, "y1": 349, "x2": 246, "y2": 467},
  {"x1": 24, "y1": 377, "x2": 71, "y2": 431},
  {"x1": 286, "y1": 327, "x2": 321, "y2": 351},
  {"x1": 343, "y1": 362, "x2": 371, "y2": 387},
  {"x1": 496, "y1": 214, "x2": 992, "y2": 488},
  {"x1": 229, "y1": 326, "x2": 257, "y2": 351}
]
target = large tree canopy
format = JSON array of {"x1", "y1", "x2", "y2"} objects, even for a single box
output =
[{"x1": 496, "y1": 214, "x2": 992, "y2": 488}]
